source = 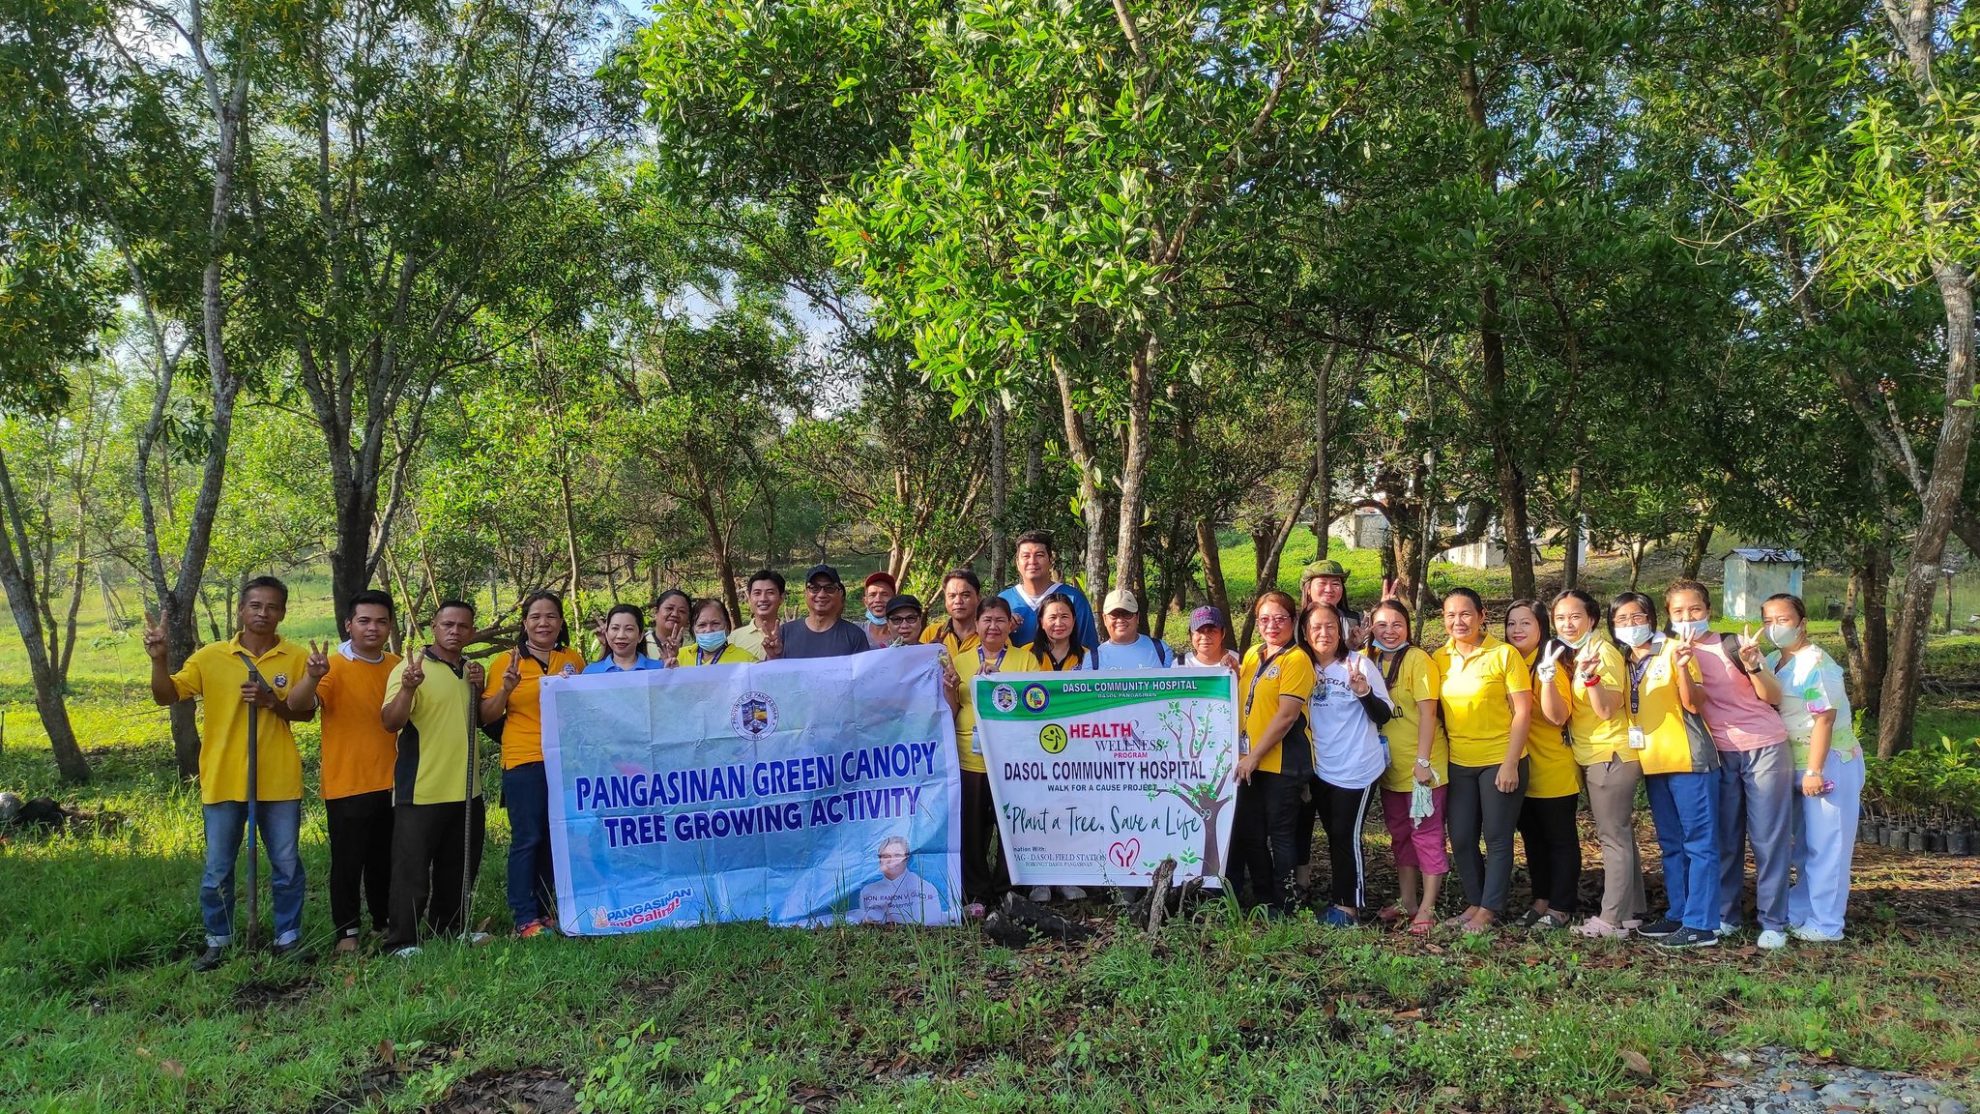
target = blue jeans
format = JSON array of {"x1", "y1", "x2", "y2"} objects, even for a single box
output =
[
  {"x1": 503, "y1": 763, "x2": 558, "y2": 927},
  {"x1": 201, "y1": 799, "x2": 305, "y2": 947},
  {"x1": 1645, "y1": 772, "x2": 1719, "y2": 931}
]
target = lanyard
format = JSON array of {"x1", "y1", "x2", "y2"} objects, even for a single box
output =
[
  {"x1": 1627, "y1": 651, "x2": 1654, "y2": 717},
  {"x1": 697, "y1": 645, "x2": 725, "y2": 667},
  {"x1": 977, "y1": 646, "x2": 1007, "y2": 673},
  {"x1": 1244, "y1": 644, "x2": 1292, "y2": 721}
]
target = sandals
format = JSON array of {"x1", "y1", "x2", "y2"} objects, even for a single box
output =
[
  {"x1": 1376, "y1": 904, "x2": 1413, "y2": 925},
  {"x1": 1408, "y1": 915, "x2": 1435, "y2": 937}
]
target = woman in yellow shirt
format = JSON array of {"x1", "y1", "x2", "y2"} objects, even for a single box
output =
[
  {"x1": 1027, "y1": 593, "x2": 1088, "y2": 671},
  {"x1": 482, "y1": 590, "x2": 587, "y2": 937},
  {"x1": 954, "y1": 597, "x2": 1038, "y2": 910},
  {"x1": 1368, "y1": 599, "x2": 1446, "y2": 936},
  {"x1": 1432, "y1": 587, "x2": 1532, "y2": 933},
  {"x1": 1233, "y1": 590, "x2": 1314, "y2": 913},
  {"x1": 1506, "y1": 599, "x2": 1581, "y2": 931},
  {"x1": 678, "y1": 598, "x2": 762, "y2": 666},
  {"x1": 1542, "y1": 589, "x2": 1644, "y2": 939}
]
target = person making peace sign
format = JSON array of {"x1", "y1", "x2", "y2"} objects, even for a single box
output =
[{"x1": 285, "y1": 590, "x2": 403, "y2": 954}]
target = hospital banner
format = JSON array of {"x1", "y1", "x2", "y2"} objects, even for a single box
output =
[
  {"x1": 540, "y1": 646, "x2": 962, "y2": 934},
  {"x1": 974, "y1": 668, "x2": 1238, "y2": 888}
]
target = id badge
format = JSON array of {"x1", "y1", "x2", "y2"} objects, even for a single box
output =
[
  {"x1": 1627, "y1": 725, "x2": 1647, "y2": 750},
  {"x1": 971, "y1": 734, "x2": 982, "y2": 756},
  {"x1": 1240, "y1": 732, "x2": 1252, "y2": 757}
]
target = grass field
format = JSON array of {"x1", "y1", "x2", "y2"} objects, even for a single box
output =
[{"x1": 3, "y1": 537, "x2": 1978, "y2": 1111}]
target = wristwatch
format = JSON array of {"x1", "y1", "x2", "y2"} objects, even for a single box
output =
[{"x1": 1415, "y1": 758, "x2": 1432, "y2": 768}]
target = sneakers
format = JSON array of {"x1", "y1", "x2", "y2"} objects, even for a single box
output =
[
  {"x1": 190, "y1": 945, "x2": 228, "y2": 973},
  {"x1": 1573, "y1": 916, "x2": 1629, "y2": 939},
  {"x1": 1756, "y1": 929, "x2": 1788, "y2": 950},
  {"x1": 1790, "y1": 925, "x2": 1843, "y2": 943},
  {"x1": 270, "y1": 939, "x2": 307, "y2": 962},
  {"x1": 1322, "y1": 906, "x2": 1357, "y2": 927},
  {"x1": 1718, "y1": 920, "x2": 1741, "y2": 936},
  {"x1": 1657, "y1": 926, "x2": 1720, "y2": 949},
  {"x1": 1635, "y1": 918, "x2": 1681, "y2": 939},
  {"x1": 391, "y1": 945, "x2": 422, "y2": 959},
  {"x1": 517, "y1": 919, "x2": 551, "y2": 939}
]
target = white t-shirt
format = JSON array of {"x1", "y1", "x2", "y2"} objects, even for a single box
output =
[
  {"x1": 1179, "y1": 649, "x2": 1240, "y2": 671},
  {"x1": 1083, "y1": 635, "x2": 1172, "y2": 671},
  {"x1": 1307, "y1": 651, "x2": 1393, "y2": 789}
]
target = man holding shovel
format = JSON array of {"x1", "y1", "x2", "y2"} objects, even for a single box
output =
[
  {"x1": 379, "y1": 599, "x2": 490, "y2": 957},
  {"x1": 146, "y1": 576, "x2": 313, "y2": 972}
]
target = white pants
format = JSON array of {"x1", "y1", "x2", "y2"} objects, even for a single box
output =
[{"x1": 1788, "y1": 749, "x2": 1864, "y2": 938}]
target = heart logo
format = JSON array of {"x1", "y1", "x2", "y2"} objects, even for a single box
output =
[{"x1": 1108, "y1": 839, "x2": 1140, "y2": 870}]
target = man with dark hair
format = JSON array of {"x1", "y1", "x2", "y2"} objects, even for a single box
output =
[
  {"x1": 146, "y1": 576, "x2": 313, "y2": 970},
  {"x1": 380, "y1": 600, "x2": 490, "y2": 956},
  {"x1": 730, "y1": 568, "x2": 786, "y2": 660},
  {"x1": 998, "y1": 530, "x2": 1099, "y2": 649},
  {"x1": 288, "y1": 588, "x2": 401, "y2": 954},
  {"x1": 777, "y1": 565, "x2": 872, "y2": 659},
  {"x1": 922, "y1": 568, "x2": 983, "y2": 655},
  {"x1": 861, "y1": 571, "x2": 898, "y2": 648}
]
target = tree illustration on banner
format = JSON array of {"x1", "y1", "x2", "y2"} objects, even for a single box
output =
[{"x1": 1147, "y1": 700, "x2": 1236, "y2": 876}]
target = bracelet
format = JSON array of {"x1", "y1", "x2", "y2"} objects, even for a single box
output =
[{"x1": 1582, "y1": 676, "x2": 1601, "y2": 688}]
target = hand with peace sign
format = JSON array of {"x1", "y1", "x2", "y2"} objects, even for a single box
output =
[
  {"x1": 142, "y1": 609, "x2": 169, "y2": 662},
  {"x1": 304, "y1": 640, "x2": 332, "y2": 681},
  {"x1": 1380, "y1": 576, "x2": 1401, "y2": 603},
  {"x1": 400, "y1": 647, "x2": 428, "y2": 691},
  {"x1": 762, "y1": 624, "x2": 782, "y2": 661},
  {"x1": 1574, "y1": 647, "x2": 1603, "y2": 685},
  {"x1": 1347, "y1": 655, "x2": 1372, "y2": 697},
  {"x1": 1671, "y1": 630, "x2": 1697, "y2": 671},
  {"x1": 1533, "y1": 641, "x2": 1567, "y2": 684},
  {"x1": 500, "y1": 650, "x2": 523, "y2": 695},
  {"x1": 1737, "y1": 625, "x2": 1767, "y2": 672}
]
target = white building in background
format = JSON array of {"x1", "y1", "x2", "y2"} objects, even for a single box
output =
[
  {"x1": 1721, "y1": 548, "x2": 1805, "y2": 620},
  {"x1": 1328, "y1": 507, "x2": 1391, "y2": 551}
]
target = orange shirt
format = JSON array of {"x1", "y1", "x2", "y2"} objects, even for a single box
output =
[
  {"x1": 484, "y1": 646, "x2": 588, "y2": 768},
  {"x1": 316, "y1": 648, "x2": 402, "y2": 799}
]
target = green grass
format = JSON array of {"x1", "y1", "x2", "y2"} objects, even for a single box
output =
[{"x1": 4, "y1": 551, "x2": 1979, "y2": 1110}]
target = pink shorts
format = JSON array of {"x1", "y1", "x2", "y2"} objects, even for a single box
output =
[{"x1": 1382, "y1": 786, "x2": 1449, "y2": 875}]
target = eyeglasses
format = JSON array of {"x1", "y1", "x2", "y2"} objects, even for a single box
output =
[
  {"x1": 805, "y1": 584, "x2": 840, "y2": 594},
  {"x1": 1256, "y1": 613, "x2": 1292, "y2": 626}
]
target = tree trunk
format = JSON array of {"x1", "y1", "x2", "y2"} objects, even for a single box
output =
[
  {"x1": 1681, "y1": 522, "x2": 1715, "y2": 581},
  {"x1": 1841, "y1": 542, "x2": 1890, "y2": 716},
  {"x1": 988, "y1": 395, "x2": 1010, "y2": 587},
  {"x1": 1241, "y1": 460, "x2": 1319, "y2": 647},
  {"x1": 1051, "y1": 355, "x2": 1109, "y2": 595},
  {"x1": 1197, "y1": 517, "x2": 1231, "y2": 633},
  {"x1": 1113, "y1": 336, "x2": 1157, "y2": 605},
  {"x1": 1311, "y1": 345, "x2": 1336, "y2": 561},
  {"x1": 1561, "y1": 464, "x2": 1584, "y2": 590},
  {"x1": 0, "y1": 453, "x2": 90, "y2": 783},
  {"x1": 1877, "y1": 266, "x2": 1976, "y2": 758}
]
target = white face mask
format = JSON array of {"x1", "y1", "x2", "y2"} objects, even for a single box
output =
[
  {"x1": 1614, "y1": 623, "x2": 1653, "y2": 648},
  {"x1": 1671, "y1": 618, "x2": 1710, "y2": 641},
  {"x1": 1765, "y1": 621, "x2": 1801, "y2": 647}
]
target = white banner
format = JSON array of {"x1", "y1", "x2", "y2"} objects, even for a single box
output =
[{"x1": 973, "y1": 668, "x2": 1238, "y2": 887}]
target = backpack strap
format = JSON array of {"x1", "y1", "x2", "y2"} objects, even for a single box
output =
[{"x1": 1721, "y1": 633, "x2": 1748, "y2": 676}]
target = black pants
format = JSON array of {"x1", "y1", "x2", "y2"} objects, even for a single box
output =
[
  {"x1": 1295, "y1": 777, "x2": 1318, "y2": 880},
  {"x1": 326, "y1": 789, "x2": 394, "y2": 938},
  {"x1": 1518, "y1": 792, "x2": 1581, "y2": 914},
  {"x1": 385, "y1": 799, "x2": 486, "y2": 948},
  {"x1": 1234, "y1": 770, "x2": 1307, "y2": 912},
  {"x1": 1448, "y1": 760, "x2": 1527, "y2": 914},
  {"x1": 961, "y1": 770, "x2": 1008, "y2": 903},
  {"x1": 1315, "y1": 778, "x2": 1376, "y2": 909}
]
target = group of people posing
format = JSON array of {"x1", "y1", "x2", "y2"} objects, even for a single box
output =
[
  {"x1": 140, "y1": 529, "x2": 1860, "y2": 967},
  {"x1": 1219, "y1": 561, "x2": 1861, "y2": 950}
]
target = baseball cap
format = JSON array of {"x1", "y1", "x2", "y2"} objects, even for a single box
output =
[
  {"x1": 803, "y1": 564, "x2": 843, "y2": 588},
  {"x1": 1188, "y1": 606, "x2": 1224, "y2": 631},
  {"x1": 863, "y1": 571, "x2": 898, "y2": 592},
  {"x1": 1102, "y1": 588, "x2": 1139, "y2": 614},
  {"x1": 884, "y1": 594, "x2": 923, "y2": 618}
]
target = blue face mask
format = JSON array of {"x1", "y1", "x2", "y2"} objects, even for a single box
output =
[
  {"x1": 1372, "y1": 637, "x2": 1406, "y2": 653},
  {"x1": 694, "y1": 630, "x2": 728, "y2": 652},
  {"x1": 1672, "y1": 618, "x2": 1710, "y2": 641},
  {"x1": 865, "y1": 609, "x2": 886, "y2": 625},
  {"x1": 1562, "y1": 630, "x2": 1593, "y2": 650}
]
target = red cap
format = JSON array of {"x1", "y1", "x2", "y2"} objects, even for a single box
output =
[{"x1": 862, "y1": 571, "x2": 898, "y2": 592}]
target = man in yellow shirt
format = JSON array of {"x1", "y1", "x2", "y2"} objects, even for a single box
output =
[
  {"x1": 922, "y1": 568, "x2": 984, "y2": 655},
  {"x1": 146, "y1": 576, "x2": 313, "y2": 971},
  {"x1": 729, "y1": 569, "x2": 786, "y2": 660},
  {"x1": 286, "y1": 589, "x2": 402, "y2": 954},
  {"x1": 381, "y1": 599, "x2": 490, "y2": 955}
]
